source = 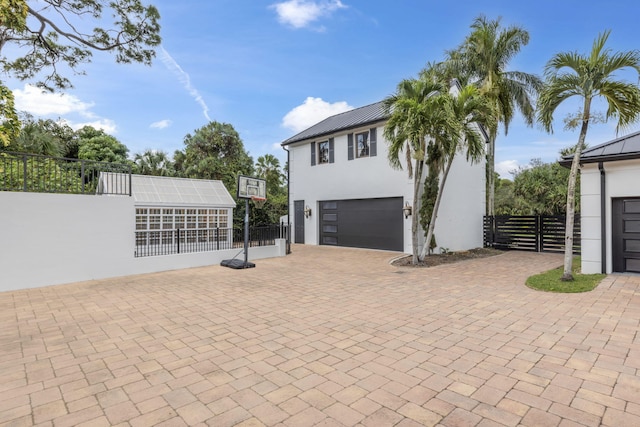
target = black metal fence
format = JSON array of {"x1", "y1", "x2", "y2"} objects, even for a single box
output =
[
  {"x1": 484, "y1": 215, "x2": 581, "y2": 254},
  {"x1": 0, "y1": 151, "x2": 131, "y2": 195},
  {"x1": 135, "y1": 224, "x2": 289, "y2": 257}
]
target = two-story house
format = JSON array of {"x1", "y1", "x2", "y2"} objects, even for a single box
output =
[{"x1": 281, "y1": 100, "x2": 487, "y2": 255}]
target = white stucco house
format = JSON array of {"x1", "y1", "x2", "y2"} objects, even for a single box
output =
[
  {"x1": 281, "y1": 100, "x2": 487, "y2": 254},
  {"x1": 564, "y1": 130, "x2": 640, "y2": 274}
]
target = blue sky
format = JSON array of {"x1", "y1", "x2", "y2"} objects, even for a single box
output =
[{"x1": 9, "y1": 0, "x2": 640, "y2": 178}]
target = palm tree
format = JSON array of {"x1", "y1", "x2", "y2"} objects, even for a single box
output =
[
  {"x1": 383, "y1": 76, "x2": 452, "y2": 264},
  {"x1": 419, "y1": 83, "x2": 494, "y2": 259},
  {"x1": 538, "y1": 30, "x2": 640, "y2": 281},
  {"x1": 133, "y1": 149, "x2": 173, "y2": 176},
  {"x1": 449, "y1": 15, "x2": 543, "y2": 216}
]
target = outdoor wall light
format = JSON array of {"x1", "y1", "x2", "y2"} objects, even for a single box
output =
[
  {"x1": 403, "y1": 202, "x2": 412, "y2": 219},
  {"x1": 304, "y1": 205, "x2": 312, "y2": 218}
]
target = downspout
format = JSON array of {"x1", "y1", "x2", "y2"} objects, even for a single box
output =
[
  {"x1": 599, "y1": 162, "x2": 606, "y2": 274},
  {"x1": 282, "y1": 144, "x2": 291, "y2": 254}
]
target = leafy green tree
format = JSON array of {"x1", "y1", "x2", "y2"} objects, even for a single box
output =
[
  {"x1": 0, "y1": 0, "x2": 161, "y2": 92},
  {"x1": 78, "y1": 132, "x2": 129, "y2": 164},
  {"x1": 538, "y1": 30, "x2": 640, "y2": 280},
  {"x1": 0, "y1": 83, "x2": 20, "y2": 146},
  {"x1": 133, "y1": 149, "x2": 174, "y2": 176},
  {"x1": 3, "y1": 117, "x2": 77, "y2": 156},
  {"x1": 253, "y1": 154, "x2": 287, "y2": 225},
  {"x1": 511, "y1": 159, "x2": 574, "y2": 215},
  {"x1": 448, "y1": 16, "x2": 542, "y2": 216},
  {"x1": 174, "y1": 121, "x2": 253, "y2": 195},
  {"x1": 494, "y1": 177, "x2": 519, "y2": 215},
  {"x1": 0, "y1": 0, "x2": 161, "y2": 138}
]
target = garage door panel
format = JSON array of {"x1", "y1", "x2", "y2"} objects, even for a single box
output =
[{"x1": 319, "y1": 197, "x2": 403, "y2": 251}]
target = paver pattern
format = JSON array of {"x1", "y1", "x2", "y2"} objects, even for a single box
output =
[{"x1": 1, "y1": 245, "x2": 639, "y2": 426}]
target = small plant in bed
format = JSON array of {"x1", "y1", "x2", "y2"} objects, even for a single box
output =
[
  {"x1": 392, "y1": 247, "x2": 503, "y2": 267},
  {"x1": 526, "y1": 257, "x2": 605, "y2": 293}
]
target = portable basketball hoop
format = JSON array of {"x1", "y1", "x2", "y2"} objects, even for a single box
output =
[{"x1": 221, "y1": 175, "x2": 267, "y2": 270}]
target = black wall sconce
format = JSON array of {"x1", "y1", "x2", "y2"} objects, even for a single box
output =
[{"x1": 304, "y1": 205, "x2": 312, "y2": 218}]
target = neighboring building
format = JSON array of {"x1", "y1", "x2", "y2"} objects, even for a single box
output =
[
  {"x1": 562, "y1": 130, "x2": 640, "y2": 274},
  {"x1": 98, "y1": 173, "x2": 236, "y2": 252},
  {"x1": 281, "y1": 100, "x2": 487, "y2": 254}
]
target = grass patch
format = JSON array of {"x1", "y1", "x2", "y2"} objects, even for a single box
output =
[{"x1": 526, "y1": 257, "x2": 606, "y2": 293}]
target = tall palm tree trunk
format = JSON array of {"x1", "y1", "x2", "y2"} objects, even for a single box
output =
[
  {"x1": 411, "y1": 160, "x2": 424, "y2": 264},
  {"x1": 562, "y1": 100, "x2": 591, "y2": 281},
  {"x1": 420, "y1": 157, "x2": 454, "y2": 259},
  {"x1": 487, "y1": 135, "x2": 496, "y2": 216}
]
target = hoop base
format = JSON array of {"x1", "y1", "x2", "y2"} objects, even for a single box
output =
[{"x1": 221, "y1": 259, "x2": 256, "y2": 269}]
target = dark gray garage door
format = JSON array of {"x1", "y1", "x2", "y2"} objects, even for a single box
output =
[
  {"x1": 613, "y1": 198, "x2": 640, "y2": 273},
  {"x1": 319, "y1": 197, "x2": 403, "y2": 251}
]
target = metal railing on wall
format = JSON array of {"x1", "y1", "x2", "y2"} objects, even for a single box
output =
[
  {"x1": 483, "y1": 215, "x2": 581, "y2": 254},
  {"x1": 0, "y1": 151, "x2": 131, "y2": 195},
  {"x1": 135, "y1": 224, "x2": 289, "y2": 258}
]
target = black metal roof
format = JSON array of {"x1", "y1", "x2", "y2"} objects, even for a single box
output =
[
  {"x1": 281, "y1": 101, "x2": 388, "y2": 146},
  {"x1": 559, "y1": 130, "x2": 640, "y2": 166}
]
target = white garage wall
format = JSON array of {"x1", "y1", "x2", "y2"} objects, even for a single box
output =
[
  {"x1": 580, "y1": 159, "x2": 640, "y2": 274},
  {"x1": 0, "y1": 192, "x2": 285, "y2": 292},
  {"x1": 286, "y1": 123, "x2": 486, "y2": 253}
]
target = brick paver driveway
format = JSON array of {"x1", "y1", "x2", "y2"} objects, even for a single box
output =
[{"x1": 1, "y1": 245, "x2": 639, "y2": 427}]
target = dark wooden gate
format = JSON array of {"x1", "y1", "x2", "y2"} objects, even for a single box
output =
[{"x1": 484, "y1": 215, "x2": 581, "y2": 254}]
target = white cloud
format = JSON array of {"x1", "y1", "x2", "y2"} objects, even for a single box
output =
[
  {"x1": 159, "y1": 46, "x2": 211, "y2": 122},
  {"x1": 13, "y1": 84, "x2": 94, "y2": 116},
  {"x1": 270, "y1": 0, "x2": 346, "y2": 29},
  {"x1": 59, "y1": 118, "x2": 118, "y2": 135},
  {"x1": 282, "y1": 97, "x2": 353, "y2": 133},
  {"x1": 13, "y1": 84, "x2": 117, "y2": 133},
  {"x1": 495, "y1": 160, "x2": 521, "y2": 179},
  {"x1": 150, "y1": 119, "x2": 172, "y2": 130}
]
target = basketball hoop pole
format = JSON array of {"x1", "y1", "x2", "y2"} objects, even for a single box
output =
[{"x1": 244, "y1": 198, "x2": 249, "y2": 266}]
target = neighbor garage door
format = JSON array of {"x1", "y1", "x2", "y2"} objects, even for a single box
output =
[
  {"x1": 319, "y1": 197, "x2": 403, "y2": 251},
  {"x1": 613, "y1": 197, "x2": 640, "y2": 273}
]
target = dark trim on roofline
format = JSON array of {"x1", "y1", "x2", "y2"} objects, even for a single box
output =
[
  {"x1": 559, "y1": 152, "x2": 640, "y2": 167},
  {"x1": 281, "y1": 117, "x2": 388, "y2": 146}
]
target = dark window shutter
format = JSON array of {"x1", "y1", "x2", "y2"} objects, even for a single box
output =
[
  {"x1": 347, "y1": 133, "x2": 354, "y2": 161},
  {"x1": 311, "y1": 142, "x2": 316, "y2": 166},
  {"x1": 370, "y1": 127, "x2": 377, "y2": 157},
  {"x1": 329, "y1": 138, "x2": 335, "y2": 163}
]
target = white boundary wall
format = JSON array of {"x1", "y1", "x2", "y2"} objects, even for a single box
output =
[{"x1": 0, "y1": 192, "x2": 286, "y2": 292}]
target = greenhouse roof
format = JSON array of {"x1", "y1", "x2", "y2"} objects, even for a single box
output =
[{"x1": 98, "y1": 173, "x2": 236, "y2": 207}]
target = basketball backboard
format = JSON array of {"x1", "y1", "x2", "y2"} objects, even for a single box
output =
[{"x1": 237, "y1": 175, "x2": 267, "y2": 200}]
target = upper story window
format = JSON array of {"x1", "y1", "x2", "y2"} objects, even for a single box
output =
[
  {"x1": 311, "y1": 138, "x2": 335, "y2": 166},
  {"x1": 348, "y1": 127, "x2": 377, "y2": 161},
  {"x1": 355, "y1": 132, "x2": 369, "y2": 158},
  {"x1": 318, "y1": 140, "x2": 330, "y2": 164}
]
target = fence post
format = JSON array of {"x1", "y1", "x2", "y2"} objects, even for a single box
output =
[
  {"x1": 22, "y1": 154, "x2": 27, "y2": 192},
  {"x1": 535, "y1": 216, "x2": 541, "y2": 252},
  {"x1": 177, "y1": 228, "x2": 181, "y2": 254},
  {"x1": 81, "y1": 160, "x2": 85, "y2": 194},
  {"x1": 216, "y1": 228, "x2": 220, "y2": 251}
]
